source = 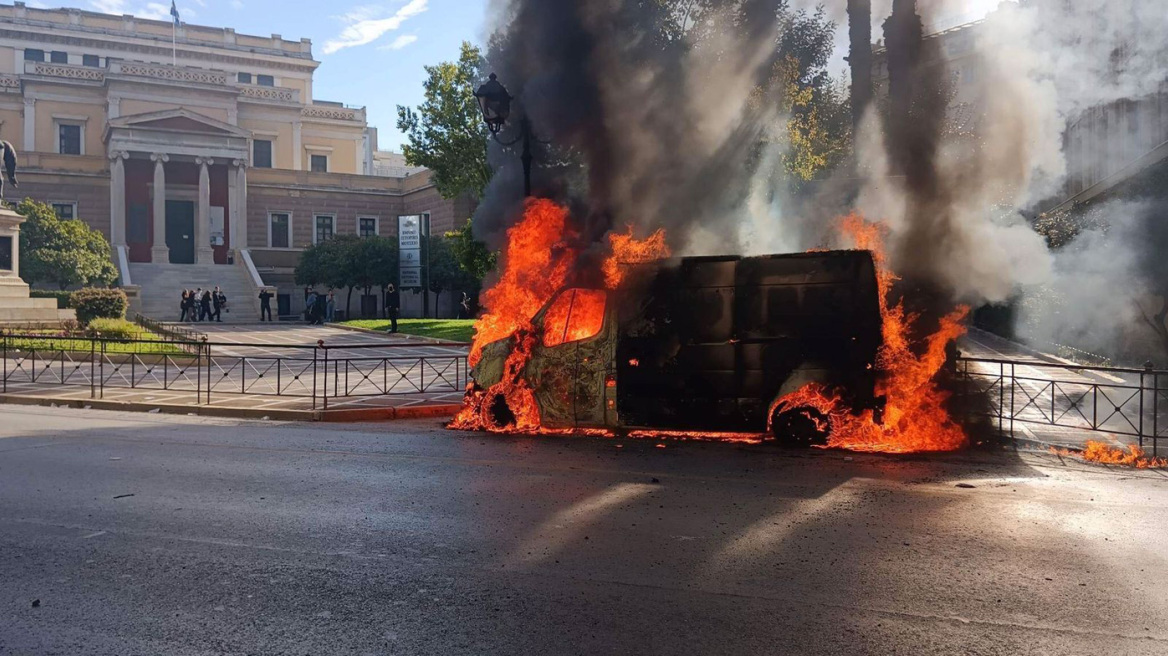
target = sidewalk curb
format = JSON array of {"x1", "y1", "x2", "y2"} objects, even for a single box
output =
[
  {"x1": 325, "y1": 322, "x2": 470, "y2": 346},
  {"x1": 0, "y1": 393, "x2": 462, "y2": 423}
]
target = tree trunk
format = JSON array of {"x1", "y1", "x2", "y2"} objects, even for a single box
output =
[
  {"x1": 345, "y1": 287, "x2": 353, "y2": 319},
  {"x1": 847, "y1": 0, "x2": 873, "y2": 133}
]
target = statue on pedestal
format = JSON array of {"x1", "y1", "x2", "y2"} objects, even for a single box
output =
[{"x1": 0, "y1": 140, "x2": 18, "y2": 201}]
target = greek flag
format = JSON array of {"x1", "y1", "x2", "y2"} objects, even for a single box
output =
[{"x1": 170, "y1": 0, "x2": 180, "y2": 25}]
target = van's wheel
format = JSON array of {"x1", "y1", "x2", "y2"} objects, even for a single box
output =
[
  {"x1": 771, "y1": 406, "x2": 830, "y2": 447},
  {"x1": 488, "y1": 393, "x2": 517, "y2": 429}
]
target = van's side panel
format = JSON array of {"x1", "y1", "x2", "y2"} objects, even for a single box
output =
[{"x1": 612, "y1": 252, "x2": 882, "y2": 432}]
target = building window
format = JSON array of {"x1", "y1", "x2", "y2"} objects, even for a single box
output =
[
  {"x1": 237, "y1": 72, "x2": 252, "y2": 84},
  {"x1": 314, "y1": 215, "x2": 335, "y2": 243},
  {"x1": 24, "y1": 49, "x2": 44, "y2": 62},
  {"x1": 50, "y1": 51, "x2": 68, "y2": 64},
  {"x1": 51, "y1": 202, "x2": 77, "y2": 220},
  {"x1": 268, "y1": 213, "x2": 291, "y2": 248},
  {"x1": 58, "y1": 123, "x2": 82, "y2": 155},
  {"x1": 82, "y1": 54, "x2": 100, "y2": 67},
  {"x1": 257, "y1": 74, "x2": 274, "y2": 87},
  {"x1": 358, "y1": 217, "x2": 378, "y2": 238},
  {"x1": 310, "y1": 154, "x2": 328, "y2": 173},
  {"x1": 253, "y1": 139, "x2": 272, "y2": 168}
]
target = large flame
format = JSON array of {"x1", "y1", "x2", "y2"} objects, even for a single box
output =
[
  {"x1": 772, "y1": 214, "x2": 970, "y2": 453},
  {"x1": 467, "y1": 199, "x2": 579, "y2": 367},
  {"x1": 452, "y1": 201, "x2": 670, "y2": 432}
]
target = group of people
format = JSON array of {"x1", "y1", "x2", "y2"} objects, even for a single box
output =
[
  {"x1": 303, "y1": 288, "x2": 335, "y2": 325},
  {"x1": 179, "y1": 287, "x2": 228, "y2": 322}
]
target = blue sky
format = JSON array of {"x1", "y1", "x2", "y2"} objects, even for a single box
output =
[{"x1": 33, "y1": 0, "x2": 490, "y2": 150}]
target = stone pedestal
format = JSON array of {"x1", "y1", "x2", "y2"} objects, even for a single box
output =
[{"x1": 0, "y1": 208, "x2": 76, "y2": 323}]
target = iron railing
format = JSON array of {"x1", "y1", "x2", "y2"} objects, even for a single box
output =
[
  {"x1": 133, "y1": 313, "x2": 205, "y2": 346},
  {"x1": 1, "y1": 334, "x2": 468, "y2": 410},
  {"x1": 957, "y1": 357, "x2": 1168, "y2": 455}
]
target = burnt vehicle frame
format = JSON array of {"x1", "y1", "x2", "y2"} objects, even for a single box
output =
[{"x1": 472, "y1": 250, "x2": 885, "y2": 442}]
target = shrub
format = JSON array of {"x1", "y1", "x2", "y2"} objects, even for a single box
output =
[
  {"x1": 30, "y1": 290, "x2": 73, "y2": 309},
  {"x1": 85, "y1": 318, "x2": 139, "y2": 339},
  {"x1": 70, "y1": 288, "x2": 128, "y2": 324}
]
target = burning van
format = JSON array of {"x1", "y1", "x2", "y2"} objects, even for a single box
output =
[{"x1": 462, "y1": 250, "x2": 884, "y2": 443}]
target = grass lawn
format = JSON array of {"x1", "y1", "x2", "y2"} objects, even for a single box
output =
[
  {"x1": 4, "y1": 333, "x2": 189, "y2": 356},
  {"x1": 341, "y1": 319, "x2": 475, "y2": 343}
]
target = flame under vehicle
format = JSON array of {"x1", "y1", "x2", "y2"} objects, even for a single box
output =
[{"x1": 470, "y1": 250, "x2": 884, "y2": 443}]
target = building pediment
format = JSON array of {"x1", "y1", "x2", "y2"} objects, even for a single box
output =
[
  {"x1": 107, "y1": 108, "x2": 249, "y2": 138},
  {"x1": 105, "y1": 108, "x2": 250, "y2": 162}
]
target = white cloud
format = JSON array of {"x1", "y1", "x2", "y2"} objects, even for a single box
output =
[
  {"x1": 380, "y1": 34, "x2": 418, "y2": 50},
  {"x1": 230, "y1": 0, "x2": 244, "y2": 9},
  {"x1": 322, "y1": 0, "x2": 428, "y2": 55}
]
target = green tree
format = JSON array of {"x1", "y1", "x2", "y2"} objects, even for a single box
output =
[
  {"x1": 396, "y1": 41, "x2": 491, "y2": 199},
  {"x1": 295, "y1": 236, "x2": 362, "y2": 316},
  {"x1": 353, "y1": 237, "x2": 398, "y2": 318},
  {"x1": 424, "y1": 236, "x2": 478, "y2": 317},
  {"x1": 445, "y1": 219, "x2": 497, "y2": 281},
  {"x1": 18, "y1": 199, "x2": 118, "y2": 290},
  {"x1": 397, "y1": 41, "x2": 497, "y2": 280}
]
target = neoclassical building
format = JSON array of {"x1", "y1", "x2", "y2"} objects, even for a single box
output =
[{"x1": 0, "y1": 2, "x2": 471, "y2": 319}]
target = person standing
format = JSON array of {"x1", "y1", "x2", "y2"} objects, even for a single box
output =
[
  {"x1": 325, "y1": 292, "x2": 336, "y2": 323},
  {"x1": 459, "y1": 291, "x2": 471, "y2": 320},
  {"x1": 258, "y1": 288, "x2": 273, "y2": 322},
  {"x1": 193, "y1": 288, "x2": 203, "y2": 321},
  {"x1": 199, "y1": 289, "x2": 213, "y2": 322},
  {"x1": 305, "y1": 290, "x2": 318, "y2": 324},
  {"x1": 314, "y1": 292, "x2": 327, "y2": 326},
  {"x1": 386, "y1": 284, "x2": 400, "y2": 333},
  {"x1": 212, "y1": 286, "x2": 226, "y2": 322}
]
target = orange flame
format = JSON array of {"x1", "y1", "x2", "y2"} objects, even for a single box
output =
[
  {"x1": 467, "y1": 199, "x2": 579, "y2": 367},
  {"x1": 1053, "y1": 441, "x2": 1168, "y2": 469},
  {"x1": 453, "y1": 202, "x2": 670, "y2": 433},
  {"x1": 603, "y1": 225, "x2": 670, "y2": 289},
  {"x1": 772, "y1": 213, "x2": 970, "y2": 453}
]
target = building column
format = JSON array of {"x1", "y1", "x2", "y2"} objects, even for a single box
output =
[
  {"x1": 108, "y1": 151, "x2": 128, "y2": 247},
  {"x1": 232, "y1": 158, "x2": 248, "y2": 254},
  {"x1": 150, "y1": 153, "x2": 169, "y2": 263},
  {"x1": 292, "y1": 120, "x2": 302, "y2": 170},
  {"x1": 22, "y1": 97, "x2": 34, "y2": 151},
  {"x1": 195, "y1": 156, "x2": 214, "y2": 265}
]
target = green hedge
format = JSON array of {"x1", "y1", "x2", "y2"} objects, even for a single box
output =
[
  {"x1": 84, "y1": 317, "x2": 139, "y2": 339},
  {"x1": 70, "y1": 288, "x2": 128, "y2": 324},
  {"x1": 30, "y1": 290, "x2": 73, "y2": 309}
]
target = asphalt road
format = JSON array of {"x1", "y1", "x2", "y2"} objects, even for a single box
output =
[{"x1": 1, "y1": 407, "x2": 1166, "y2": 655}]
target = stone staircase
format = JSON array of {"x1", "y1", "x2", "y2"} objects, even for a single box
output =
[{"x1": 128, "y1": 262, "x2": 262, "y2": 322}]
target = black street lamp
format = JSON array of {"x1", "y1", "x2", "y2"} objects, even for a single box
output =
[{"x1": 474, "y1": 72, "x2": 535, "y2": 198}]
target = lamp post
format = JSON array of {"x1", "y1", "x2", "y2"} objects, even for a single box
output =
[{"x1": 474, "y1": 73, "x2": 535, "y2": 198}]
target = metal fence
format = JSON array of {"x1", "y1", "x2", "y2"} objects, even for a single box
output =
[
  {"x1": 0, "y1": 334, "x2": 468, "y2": 410},
  {"x1": 957, "y1": 357, "x2": 1168, "y2": 455}
]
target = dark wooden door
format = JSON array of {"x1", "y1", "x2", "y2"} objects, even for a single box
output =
[{"x1": 165, "y1": 200, "x2": 195, "y2": 264}]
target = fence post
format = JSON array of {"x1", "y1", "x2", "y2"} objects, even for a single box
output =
[
  {"x1": 1155, "y1": 371, "x2": 1161, "y2": 458},
  {"x1": 89, "y1": 336, "x2": 96, "y2": 399},
  {"x1": 1140, "y1": 363, "x2": 1150, "y2": 450},
  {"x1": 100, "y1": 339, "x2": 107, "y2": 399},
  {"x1": 322, "y1": 341, "x2": 329, "y2": 411},
  {"x1": 1009, "y1": 362, "x2": 1015, "y2": 438},
  {"x1": 2, "y1": 331, "x2": 7, "y2": 393},
  {"x1": 204, "y1": 337, "x2": 211, "y2": 406}
]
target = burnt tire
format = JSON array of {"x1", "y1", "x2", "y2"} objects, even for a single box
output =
[
  {"x1": 488, "y1": 393, "x2": 517, "y2": 429},
  {"x1": 771, "y1": 406, "x2": 831, "y2": 448}
]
